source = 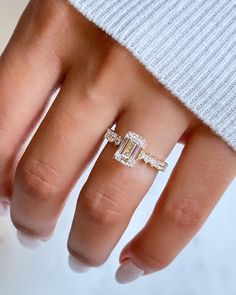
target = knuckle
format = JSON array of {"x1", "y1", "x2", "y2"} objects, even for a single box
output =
[
  {"x1": 163, "y1": 198, "x2": 204, "y2": 229},
  {"x1": 17, "y1": 159, "x2": 60, "y2": 201},
  {"x1": 18, "y1": 0, "x2": 71, "y2": 65},
  {"x1": 25, "y1": 0, "x2": 64, "y2": 37},
  {"x1": 79, "y1": 186, "x2": 127, "y2": 226}
]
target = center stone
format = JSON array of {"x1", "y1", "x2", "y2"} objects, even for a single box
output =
[{"x1": 114, "y1": 131, "x2": 147, "y2": 167}]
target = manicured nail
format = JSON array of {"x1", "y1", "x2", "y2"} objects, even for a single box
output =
[
  {"x1": 68, "y1": 255, "x2": 90, "y2": 273},
  {"x1": 115, "y1": 259, "x2": 144, "y2": 284},
  {"x1": 0, "y1": 200, "x2": 10, "y2": 217},
  {"x1": 41, "y1": 232, "x2": 53, "y2": 242},
  {"x1": 17, "y1": 230, "x2": 42, "y2": 249}
]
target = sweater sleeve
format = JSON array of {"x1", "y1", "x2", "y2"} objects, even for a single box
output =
[{"x1": 68, "y1": 0, "x2": 236, "y2": 152}]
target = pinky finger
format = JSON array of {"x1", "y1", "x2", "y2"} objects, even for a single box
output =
[{"x1": 116, "y1": 126, "x2": 236, "y2": 283}]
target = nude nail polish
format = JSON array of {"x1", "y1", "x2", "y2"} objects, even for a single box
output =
[
  {"x1": 41, "y1": 232, "x2": 54, "y2": 242},
  {"x1": 17, "y1": 230, "x2": 42, "y2": 249},
  {"x1": 68, "y1": 254, "x2": 90, "y2": 273},
  {"x1": 115, "y1": 259, "x2": 144, "y2": 284}
]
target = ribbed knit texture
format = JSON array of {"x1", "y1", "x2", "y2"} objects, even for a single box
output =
[{"x1": 68, "y1": 0, "x2": 236, "y2": 152}]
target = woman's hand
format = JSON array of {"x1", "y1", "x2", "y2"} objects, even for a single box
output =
[{"x1": 0, "y1": 0, "x2": 235, "y2": 284}]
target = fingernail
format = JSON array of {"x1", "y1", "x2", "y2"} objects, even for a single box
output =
[
  {"x1": 41, "y1": 232, "x2": 53, "y2": 242},
  {"x1": 17, "y1": 230, "x2": 42, "y2": 249},
  {"x1": 115, "y1": 259, "x2": 144, "y2": 284},
  {"x1": 68, "y1": 255, "x2": 90, "y2": 273},
  {"x1": 0, "y1": 199, "x2": 10, "y2": 217}
]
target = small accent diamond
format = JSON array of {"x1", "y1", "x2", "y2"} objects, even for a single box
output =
[{"x1": 104, "y1": 128, "x2": 122, "y2": 145}]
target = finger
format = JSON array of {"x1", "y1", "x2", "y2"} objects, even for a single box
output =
[
  {"x1": 0, "y1": 2, "x2": 63, "y2": 206},
  {"x1": 116, "y1": 126, "x2": 236, "y2": 284},
  {"x1": 67, "y1": 90, "x2": 191, "y2": 269},
  {"x1": 10, "y1": 69, "x2": 119, "y2": 244}
]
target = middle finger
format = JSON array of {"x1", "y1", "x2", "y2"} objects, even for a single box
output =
[{"x1": 10, "y1": 69, "x2": 119, "y2": 240}]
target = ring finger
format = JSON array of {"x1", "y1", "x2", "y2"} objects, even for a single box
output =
[{"x1": 67, "y1": 88, "x2": 192, "y2": 269}]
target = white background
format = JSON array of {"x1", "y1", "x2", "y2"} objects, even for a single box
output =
[{"x1": 0, "y1": 1, "x2": 236, "y2": 294}]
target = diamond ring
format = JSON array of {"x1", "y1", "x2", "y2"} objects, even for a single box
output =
[{"x1": 104, "y1": 128, "x2": 168, "y2": 172}]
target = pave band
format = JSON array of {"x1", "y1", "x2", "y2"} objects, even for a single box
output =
[{"x1": 104, "y1": 128, "x2": 168, "y2": 172}]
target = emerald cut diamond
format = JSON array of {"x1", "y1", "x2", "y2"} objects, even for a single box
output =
[{"x1": 114, "y1": 131, "x2": 147, "y2": 167}]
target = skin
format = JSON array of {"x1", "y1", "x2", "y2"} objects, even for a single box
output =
[{"x1": 0, "y1": 0, "x2": 235, "y2": 280}]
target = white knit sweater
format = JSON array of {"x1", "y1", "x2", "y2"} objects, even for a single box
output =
[{"x1": 68, "y1": 0, "x2": 236, "y2": 152}]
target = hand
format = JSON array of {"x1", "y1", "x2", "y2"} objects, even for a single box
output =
[{"x1": 0, "y1": 0, "x2": 235, "y2": 284}]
